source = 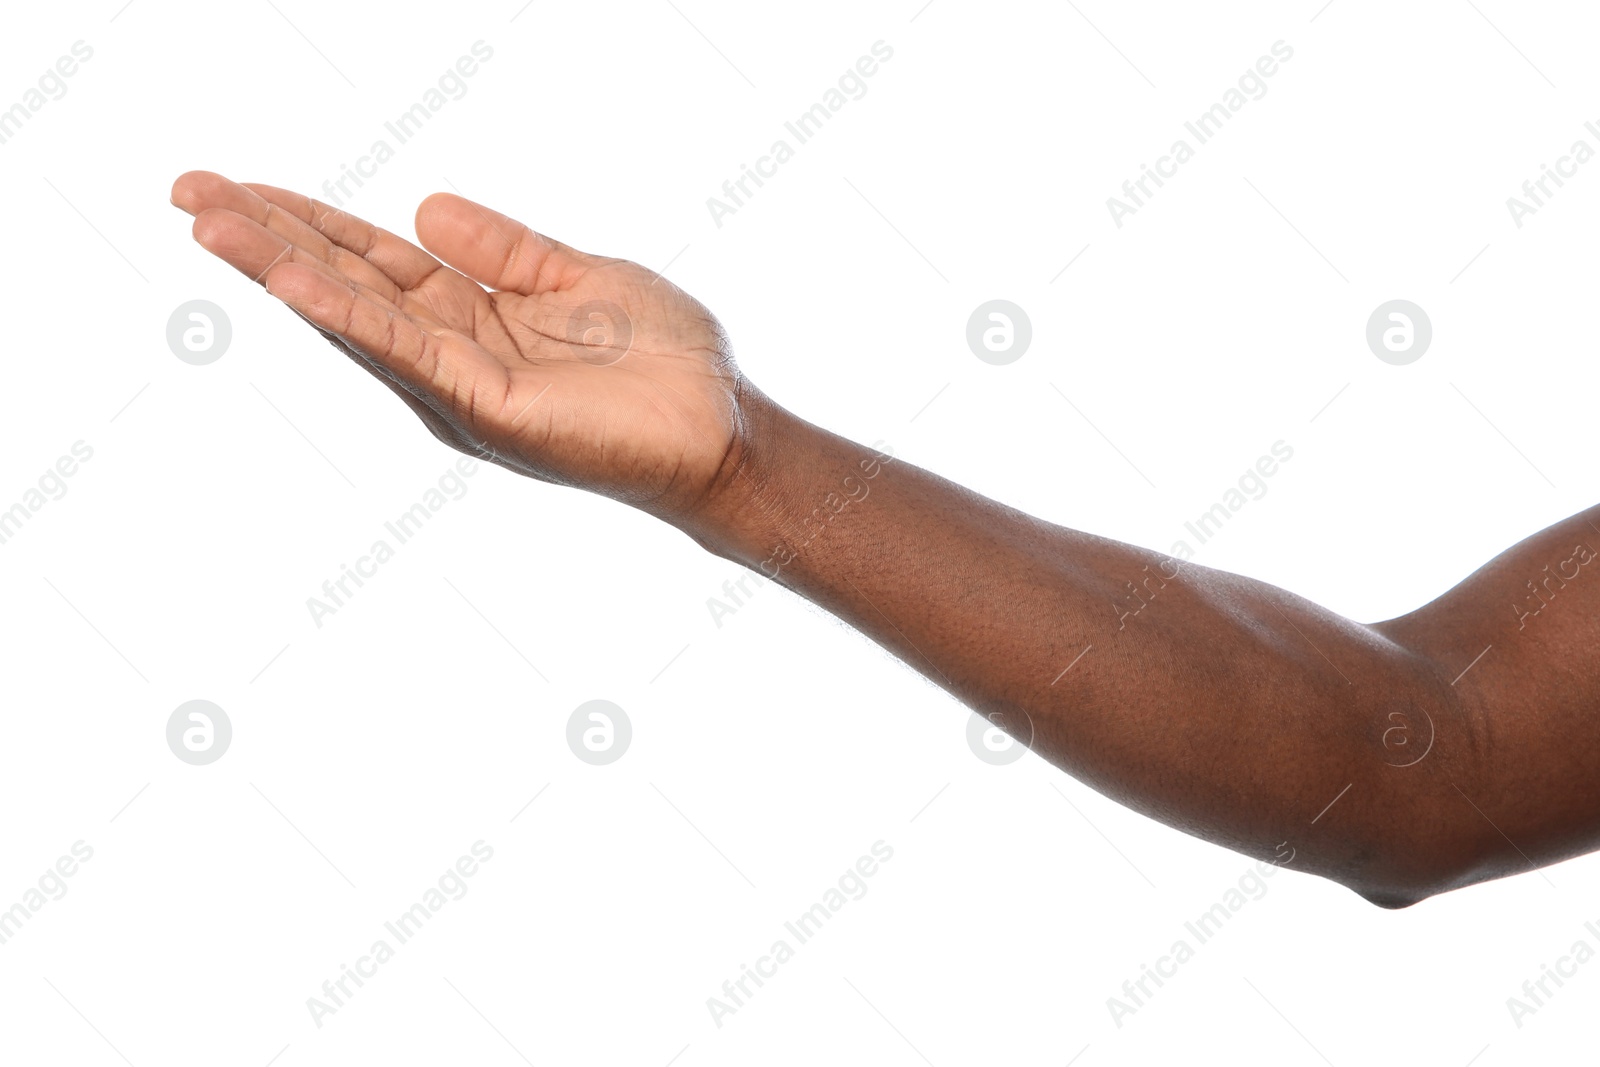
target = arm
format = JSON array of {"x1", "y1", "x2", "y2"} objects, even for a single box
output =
[
  {"x1": 171, "y1": 171, "x2": 1600, "y2": 907},
  {"x1": 688, "y1": 403, "x2": 1600, "y2": 908}
]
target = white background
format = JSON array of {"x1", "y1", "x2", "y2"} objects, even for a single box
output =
[{"x1": 2, "y1": 0, "x2": 1598, "y2": 1064}]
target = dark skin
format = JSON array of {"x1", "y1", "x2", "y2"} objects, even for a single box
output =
[{"x1": 171, "y1": 170, "x2": 1600, "y2": 908}]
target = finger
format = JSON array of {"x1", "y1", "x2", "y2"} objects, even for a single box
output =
[
  {"x1": 263, "y1": 260, "x2": 510, "y2": 423},
  {"x1": 243, "y1": 181, "x2": 448, "y2": 292},
  {"x1": 276, "y1": 298, "x2": 464, "y2": 442},
  {"x1": 190, "y1": 205, "x2": 466, "y2": 437},
  {"x1": 174, "y1": 171, "x2": 409, "y2": 305},
  {"x1": 414, "y1": 192, "x2": 596, "y2": 296},
  {"x1": 191, "y1": 208, "x2": 407, "y2": 317}
]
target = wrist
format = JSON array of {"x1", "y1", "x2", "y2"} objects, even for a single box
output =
[
  {"x1": 670, "y1": 378, "x2": 801, "y2": 566},
  {"x1": 670, "y1": 381, "x2": 896, "y2": 579}
]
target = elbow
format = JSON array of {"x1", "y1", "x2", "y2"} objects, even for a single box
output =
[
  {"x1": 1340, "y1": 827, "x2": 1502, "y2": 910},
  {"x1": 1352, "y1": 883, "x2": 1433, "y2": 910}
]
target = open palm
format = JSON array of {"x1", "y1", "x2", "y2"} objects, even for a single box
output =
[{"x1": 171, "y1": 171, "x2": 751, "y2": 518}]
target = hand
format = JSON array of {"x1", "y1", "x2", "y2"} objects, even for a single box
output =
[{"x1": 170, "y1": 171, "x2": 759, "y2": 521}]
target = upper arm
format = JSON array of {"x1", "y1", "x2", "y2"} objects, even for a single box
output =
[{"x1": 1372, "y1": 505, "x2": 1600, "y2": 893}]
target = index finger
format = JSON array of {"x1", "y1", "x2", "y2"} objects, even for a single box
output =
[{"x1": 242, "y1": 181, "x2": 449, "y2": 292}]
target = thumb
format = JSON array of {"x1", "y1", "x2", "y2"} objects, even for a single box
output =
[{"x1": 414, "y1": 192, "x2": 597, "y2": 296}]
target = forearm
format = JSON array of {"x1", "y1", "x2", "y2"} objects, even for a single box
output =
[{"x1": 682, "y1": 389, "x2": 1486, "y2": 907}]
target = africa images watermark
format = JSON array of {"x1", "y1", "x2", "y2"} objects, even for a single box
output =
[
  {"x1": 0, "y1": 40, "x2": 94, "y2": 148},
  {"x1": 318, "y1": 41, "x2": 495, "y2": 208},
  {"x1": 0, "y1": 440, "x2": 94, "y2": 548},
  {"x1": 1167, "y1": 440, "x2": 1295, "y2": 563},
  {"x1": 1112, "y1": 554, "x2": 1186, "y2": 632},
  {"x1": 1505, "y1": 120, "x2": 1600, "y2": 229},
  {"x1": 1107, "y1": 842, "x2": 1296, "y2": 1028},
  {"x1": 706, "y1": 840, "x2": 895, "y2": 1029},
  {"x1": 1513, "y1": 541, "x2": 1595, "y2": 631},
  {"x1": 1504, "y1": 916, "x2": 1600, "y2": 1029},
  {"x1": 0, "y1": 841, "x2": 95, "y2": 949},
  {"x1": 752, "y1": 440, "x2": 894, "y2": 581},
  {"x1": 1106, "y1": 40, "x2": 1295, "y2": 229},
  {"x1": 306, "y1": 840, "x2": 495, "y2": 1028},
  {"x1": 305, "y1": 457, "x2": 481, "y2": 628},
  {"x1": 705, "y1": 439, "x2": 895, "y2": 629},
  {"x1": 706, "y1": 40, "x2": 895, "y2": 229}
]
